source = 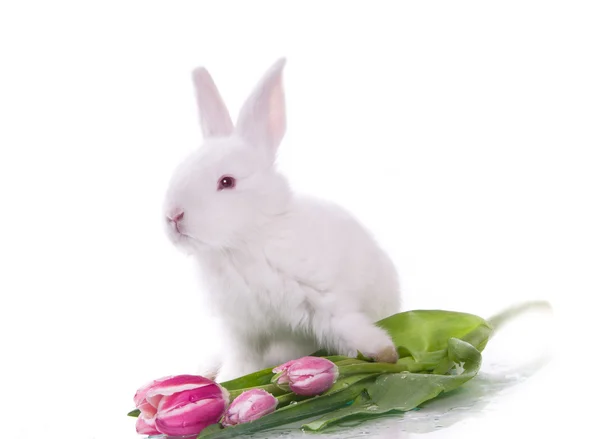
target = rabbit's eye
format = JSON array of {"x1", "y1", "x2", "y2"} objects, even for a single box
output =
[{"x1": 218, "y1": 176, "x2": 236, "y2": 191}]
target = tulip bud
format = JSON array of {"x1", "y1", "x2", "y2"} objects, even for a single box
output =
[
  {"x1": 221, "y1": 389, "x2": 278, "y2": 427},
  {"x1": 272, "y1": 356, "x2": 339, "y2": 396},
  {"x1": 133, "y1": 374, "x2": 229, "y2": 436}
]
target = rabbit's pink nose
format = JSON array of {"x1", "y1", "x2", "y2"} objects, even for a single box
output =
[{"x1": 167, "y1": 210, "x2": 185, "y2": 223}]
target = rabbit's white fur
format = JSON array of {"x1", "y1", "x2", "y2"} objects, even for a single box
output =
[{"x1": 163, "y1": 58, "x2": 401, "y2": 382}]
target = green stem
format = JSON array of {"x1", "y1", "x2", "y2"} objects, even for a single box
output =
[
  {"x1": 219, "y1": 368, "x2": 274, "y2": 390},
  {"x1": 322, "y1": 355, "x2": 352, "y2": 362},
  {"x1": 275, "y1": 392, "x2": 311, "y2": 407},
  {"x1": 487, "y1": 300, "x2": 552, "y2": 333},
  {"x1": 333, "y1": 358, "x2": 369, "y2": 367},
  {"x1": 338, "y1": 362, "x2": 409, "y2": 376},
  {"x1": 228, "y1": 384, "x2": 286, "y2": 400}
]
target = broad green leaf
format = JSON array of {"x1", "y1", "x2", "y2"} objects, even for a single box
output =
[
  {"x1": 310, "y1": 310, "x2": 491, "y2": 365},
  {"x1": 303, "y1": 338, "x2": 482, "y2": 431},
  {"x1": 369, "y1": 338, "x2": 482, "y2": 404},
  {"x1": 376, "y1": 310, "x2": 492, "y2": 362}
]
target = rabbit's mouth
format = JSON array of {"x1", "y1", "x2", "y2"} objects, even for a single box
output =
[
  {"x1": 166, "y1": 228, "x2": 204, "y2": 254},
  {"x1": 168, "y1": 223, "x2": 206, "y2": 247},
  {"x1": 172, "y1": 228, "x2": 193, "y2": 242},
  {"x1": 165, "y1": 220, "x2": 193, "y2": 243},
  {"x1": 163, "y1": 214, "x2": 213, "y2": 250}
]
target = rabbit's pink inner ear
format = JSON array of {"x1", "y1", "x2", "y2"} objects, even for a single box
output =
[
  {"x1": 267, "y1": 75, "x2": 286, "y2": 151},
  {"x1": 236, "y1": 58, "x2": 287, "y2": 154},
  {"x1": 191, "y1": 67, "x2": 234, "y2": 139}
]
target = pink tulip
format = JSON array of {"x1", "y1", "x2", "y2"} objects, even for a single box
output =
[
  {"x1": 273, "y1": 356, "x2": 339, "y2": 396},
  {"x1": 222, "y1": 389, "x2": 278, "y2": 427},
  {"x1": 133, "y1": 374, "x2": 229, "y2": 436}
]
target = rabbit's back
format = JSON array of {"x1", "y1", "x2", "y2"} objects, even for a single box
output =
[{"x1": 269, "y1": 194, "x2": 401, "y2": 319}]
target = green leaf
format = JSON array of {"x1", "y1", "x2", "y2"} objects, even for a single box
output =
[
  {"x1": 303, "y1": 337, "x2": 483, "y2": 431},
  {"x1": 337, "y1": 361, "x2": 410, "y2": 376},
  {"x1": 227, "y1": 383, "x2": 287, "y2": 400},
  {"x1": 308, "y1": 310, "x2": 491, "y2": 373},
  {"x1": 301, "y1": 391, "x2": 376, "y2": 431},
  {"x1": 127, "y1": 409, "x2": 140, "y2": 418},
  {"x1": 333, "y1": 358, "x2": 369, "y2": 367},
  {"x1": 198, "y1": 424, "x2": 223, "y2": 436},
  {"x1": 219, "y1": 367, "x2": 275, "y2": 391},
  {"x1": 275, "y1": 391, "x2": 312, "y2": 407},
  {"x1": 320, "y1": 373, "x2": 376, "y2": 396},
  {"x1": 369, "y1": 338, "x2": 482, "y2": 407},
  {"x1": 376, "y1": 309, "x2": 492, "y2": 363}
]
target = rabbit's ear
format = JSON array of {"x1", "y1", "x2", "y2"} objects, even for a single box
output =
[
  {"x1": 191, "y1": 67, "x2": 234, "y2": 138},
  {"x1": 236, "y1": 58, "x2": 287, "y2": 154}
]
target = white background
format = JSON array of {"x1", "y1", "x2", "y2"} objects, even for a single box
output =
[{"x1": 0, "y1": 1, "x2": 598, "y2": 438}]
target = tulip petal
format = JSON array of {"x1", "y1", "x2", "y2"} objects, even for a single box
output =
[
  {"x1": 134, "y1": 375, "x2": 171, "y2": 407},
  {"x1": 222, "y1": 389, "x2": 278, "y2": 427},
  {"x1": 287, "y1": 357, "x2": 337, "y2": 378},
  {"x1": 146, "y1": 374, "x2": 217, "y2": 400},
  {"x1": 135, "y1": 414, "x2": 160, "y2": 435},
  {"x1": 272, "y1": 359, "x2": 295, "y2": 374},
  {"x1": 157, "y1": 384, "x2": 225, "y2": 414},
  {"x1": 289, "y1": 372, "x2": 336, "y2": 396},
  {"x1": 137, "y1": 400, "x2": 158, "y2": 419},
  {"x1": 146, "y1": 394, "x2": 163, "y2": 410},
  {"x1": 155, "y1": 390, "x2": 227, "y2": 436}
]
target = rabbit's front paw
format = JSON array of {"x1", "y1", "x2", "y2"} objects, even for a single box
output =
[
  {"x1": 372, "y1": 345, "x2": 399, "y2": 363},
  {"x1": 324, "y1": 312, "x2": 399, "y2": 364}
]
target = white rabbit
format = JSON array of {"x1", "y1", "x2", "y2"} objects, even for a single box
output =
[{"x1": 163, "y1": 58, "x2": 401, "y2": 382}]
